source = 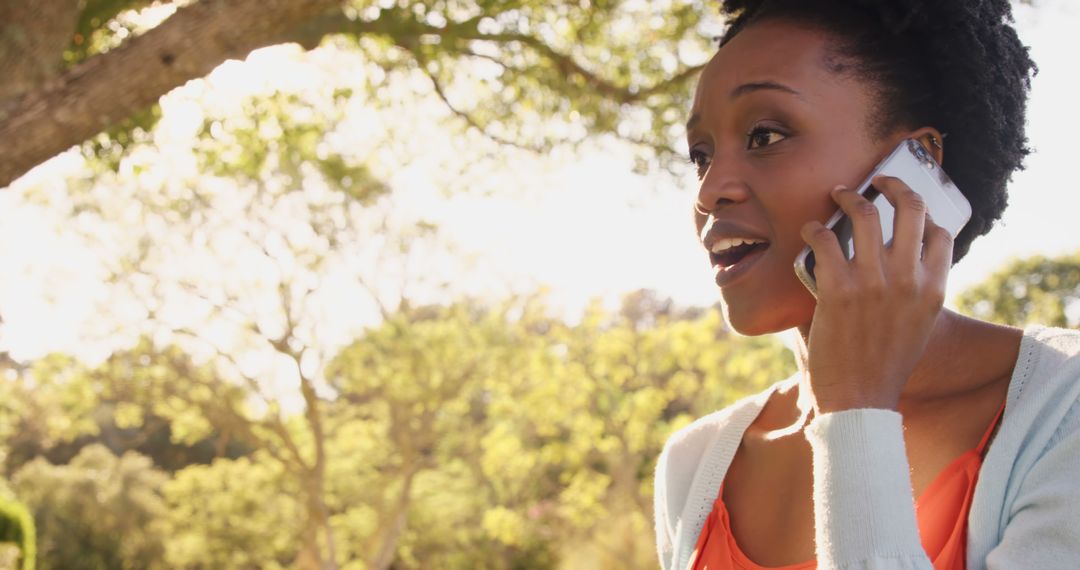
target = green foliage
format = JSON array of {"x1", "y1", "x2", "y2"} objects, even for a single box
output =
[
  {"x1": 518, "y1": 295, "x2": 790, "y2": 566},
  {"x1": 325, "y1": 293, "x2": 792, "y2": 568},
  {"x1": 348, "y1": 0, "x2": 711, "y2": 167},
  {"x1": 38, "y1": 72, "x2": 457, "y2": 568},
  {"x1": 0, "y1": 494, "x2": 35, "y2": 570},
  {"x1": 81, "y1": 104, "x2": 162, "y2": 174},
  {"x1": 86, "y1": 340, "x2": 250, "y2": 448},
  {"x1": 955, "y1": 250, "x2": 1080, "y2": 327},
  {"x1": 325, "y1": 300, "x2": 542, "y2": 566},
  {"x1": 1, "y1": 352, "x2": 250, "y2": 477},
  {"x1": 163, "y1": 454, "x2": 302, "y2": 569},
  {"x1": 13, "y1": 16, "x2": 769, "y2": 558},
  {"x1": 64, "y1": 1, "x2": 159, "y2": 170},
  {"x1": 64, "y1": 1, "x2": 148, "y2": 64},
  {"x1": 0, "y1": 380, "x2": 18, "y2": 470},
  {"x1": 11, "y1": 445, "x2": 168, "y2": 570},
  {"x1": 1, "y1": 355, "x2": 101, "y2": 474},
  {"x1": 4, "y1": 342, "x2": 255, "y2": 472},
  {"x1": 68, "y1": 0, "x2": 710, "y2": 174},
  {"x1": 0, "y1": 288, "x2": 799, "y2": 568},
  {"x1": 195, "y1": 90, "x2": 389, "y2": 205}
]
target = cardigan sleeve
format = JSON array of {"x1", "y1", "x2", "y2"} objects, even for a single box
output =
[
  {"x1": 803, "y1": 408, "x2": 933, "y2": 569},
  {"x1": 985, "y1": 403, "x2": 1080, "y2": 568},
  {"x1": 654, "y1": 443, "x2": 674, "y2": 570}
]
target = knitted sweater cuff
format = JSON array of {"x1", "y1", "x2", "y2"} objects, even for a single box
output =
[{"x1": 804, "y1": 408, "x2": 929, "y2": 567}]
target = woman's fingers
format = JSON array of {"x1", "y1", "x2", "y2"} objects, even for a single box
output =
[
  {"x1": 800, "y1": 220, "x2": 847, "y2": 292},
  {"x1": 807, "y1": 178, "x2": 953, "y2": 300},
  {"x1": 829, "y1": 185, "x2": 884, "y2": 274},
  {"x1": 872, "y1": 175, "x2": 927, "y2": 268},
  {"x1": 803, "y1": 176, "x2": 954, "y2": 414},
  {"x1": 921, "y1": 214, "x2": 954, "y2": 297}
]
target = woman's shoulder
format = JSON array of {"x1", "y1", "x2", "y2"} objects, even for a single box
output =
[
  {"x1": 992, "y1": 324, "x2": 1080, "y2": 464},
  {"x1": 1023, "y1": 324, "x2": 1080, "y2": 361},
  {"x1": 653, "y1": 374, "x2": 795, "y2": 566},
  {"x1": 658, "y1": 375, "x2": 794, "y2": 463},
  {"x1": 655, "y1": 375, "x2": 797, "y2": 495},
  {"x1": 968, "y1": 326, "x2": 1080, "y2": 562},
  {"x1": 1010, "y1": 324, "x2": 1080, "y2": 405}
]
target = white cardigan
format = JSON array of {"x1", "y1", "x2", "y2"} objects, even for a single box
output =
[{"x1": 654, "y1": 325, "x2": 1080, "y2": 570}]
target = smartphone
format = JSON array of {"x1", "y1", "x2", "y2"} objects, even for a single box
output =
[{"x1": 793, "y1": 139, "x2": 972, "y2": 297}]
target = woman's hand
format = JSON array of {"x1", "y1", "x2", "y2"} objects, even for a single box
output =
[{"x1": 799, "y1": 176, "x2": 954, "y2": 413}]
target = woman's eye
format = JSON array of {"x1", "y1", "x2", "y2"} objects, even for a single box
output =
[
  {"x1": 691, "y1": 147, "x2": 708, "y2": 170},
  {"x1": 688, "y1": 149, "x2": 711, "y2": 177},
  {"x1": 746, "y1": 127, "x2": 787, "y2": 150}
]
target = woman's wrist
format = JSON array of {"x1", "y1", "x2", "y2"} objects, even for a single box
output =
[
  {"x1": 813, "y1": 393, "x2": 901, "y2": 414},
  {"x1": 810, "y1": 381, "x2": 902, "y2": 414}
]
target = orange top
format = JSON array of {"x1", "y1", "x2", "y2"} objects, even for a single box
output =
[{"x1": 687, "y1": 402, "x2": 1006, "y2": 570}]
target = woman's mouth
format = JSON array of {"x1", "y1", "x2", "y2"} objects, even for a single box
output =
[
  {"x1": 708, "y1": 237, "x2": 770, "y2": 287},
  {"x1": 700, "y1": 219, "x2": 772, "y2": 287},
  {"x1": 710, "y1": 240, "x2": 769, "y2": 268}
]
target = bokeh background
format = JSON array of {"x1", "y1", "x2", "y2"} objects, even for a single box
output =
[{"x1": 0, "y1": 0, "x2": 1077, "y2": 568}]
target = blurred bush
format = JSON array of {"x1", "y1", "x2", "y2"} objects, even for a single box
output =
[{"x1": 0, "y1": 491, "x2": 34, "y2": 570}]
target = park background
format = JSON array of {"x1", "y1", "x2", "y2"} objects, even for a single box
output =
[{"x1": 0, "y1": 0, "x2": 1077, "y2": 568}]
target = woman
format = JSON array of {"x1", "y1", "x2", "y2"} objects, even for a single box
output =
[{"x1": 653, "y1": 1, "x2": 1080, "y2": 569}]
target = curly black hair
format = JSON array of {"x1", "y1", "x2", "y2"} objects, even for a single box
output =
[{"x1": 715, "y1": 0, "x2": 1037, "y2": 262}]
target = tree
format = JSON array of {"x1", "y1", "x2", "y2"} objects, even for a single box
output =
[
  {"x1": 516, "y1": 294, "x2": 792, "y2": 567},
  {"x1": 0, "y1": 354, "x2": 100, "y2": 476},
  {"x1": 16, "y1": 80, "x2": 473, "y2": 568},
  {"x1": 1, "y1": 21, "x2": 785, "y2": 562},
  {"x1": 325, "y1": 299, "x2": 547, "y2": 568},
  {"x1": 11, "y1": 445, "x2": 168, "y2": 570},
  {"x1": 0, "y1": 351, "x2": 250, "y2": 476},
  {"x1": 0, "y1": 0, "x2": 711, "y2": 188},
  {"x1": 955, "y1": 250, "x2": 1080, "y2": 328},
  {"x1": 326, "y1": 291, "x2": 794, "y2": 569},
  {"x1": 2, "y1": 285, "x2": 797, "y2": 568},
  {"x1": 163, "y1": 454, "x2": 303, "y2": 569}
]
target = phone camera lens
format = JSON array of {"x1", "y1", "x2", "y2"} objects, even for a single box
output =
[{"x1": 913, "y1": 144, "x2": 936, "y2": 170}]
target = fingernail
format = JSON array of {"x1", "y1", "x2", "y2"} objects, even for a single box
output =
[{"x1": 832, "y1": 185, "x2": 847, "y2": 193}]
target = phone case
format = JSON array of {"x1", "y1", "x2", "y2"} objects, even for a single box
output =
[{"x1": 793, "y1": 139, "x2": 972, "y2": 297}]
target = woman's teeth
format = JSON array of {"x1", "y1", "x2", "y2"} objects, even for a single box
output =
[
  {"x1": 710, "y1": 239, "x2": 769, "y2": 269},
  {"x1": 710, "y1": 237, "x2": 768, "y2": 255}
]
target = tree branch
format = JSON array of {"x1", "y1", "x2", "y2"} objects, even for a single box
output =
[
  {"x1": 417, "y1": 61, "x2": 549, "y2": 152},
  {"x1": 171, "y1": 326, "x2": 308, "y2": 472},
  {"x1": 0, "y1": 0, "x2": 345, "y2": 188},
  {"x1": 313, "y1": 10, "x2": 704, "y2": 108},
  {"x1": 0, "y1": 0, "x2": 83, "y2": 102},
  {"x1": 0, "y1": 1, "x2": 705, "y2": 188}
]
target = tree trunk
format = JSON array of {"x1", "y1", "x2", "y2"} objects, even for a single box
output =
[
  {"x1": 316, "y1": 492, "x2": 339, "y2": 570},
  {"x1": 296, "y1": 517, "x2": 324, "y2": 570},
  {"x1": 370, "y1": 468, "x2": 417, "y2": 570},
  {"x1": 0, "y1": 0, "x2": 82, "y2": 102},
  {"x1": 0, "y1": 0, "x2": 344, "y2": 188},
  {"x1": 295, "y1": 473, "x2": 340, "y2": 570}
]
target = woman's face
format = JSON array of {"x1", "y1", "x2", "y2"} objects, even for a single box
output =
[{"x1": 688, "y1": 19, "x2": 904, "y2": 335}]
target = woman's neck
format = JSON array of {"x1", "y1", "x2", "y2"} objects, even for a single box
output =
[{"x1": 790, "y1": 309, "x2": 1023, "y2": 413}]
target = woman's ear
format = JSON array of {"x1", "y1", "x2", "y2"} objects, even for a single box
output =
[{"x1": 908, "y1": 126, "x2": 945, "y2": 165}]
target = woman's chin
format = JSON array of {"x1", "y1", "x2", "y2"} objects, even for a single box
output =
[
  {"x1": 719, "y1": 295, "x2": 813, "y2": 337},
  {"x1": 720, "y1": 305, "x2": 775, "y2": 336}
]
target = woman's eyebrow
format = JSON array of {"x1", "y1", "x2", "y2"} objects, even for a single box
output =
[
  {"x1": 730, "y1": 81, "x2": 802, "y2": 100},
  {"x1": 686, "y1": 81, "x2": 804, "y2": 132}
]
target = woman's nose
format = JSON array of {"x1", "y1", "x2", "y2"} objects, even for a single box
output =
[{"x1": 695, "y1": 158, "x2": 751, "y2": 216}]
